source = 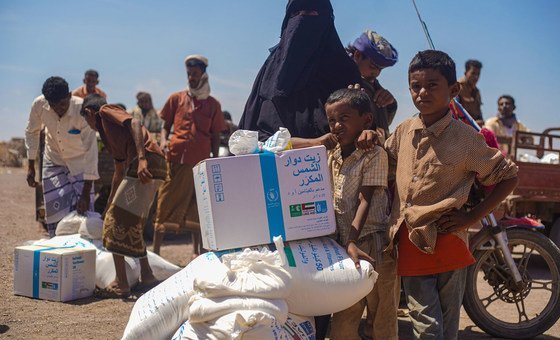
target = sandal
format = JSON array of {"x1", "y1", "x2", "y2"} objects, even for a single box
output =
[{"x1": 94, "y1": 286, "x2": 131, "y2": 299}]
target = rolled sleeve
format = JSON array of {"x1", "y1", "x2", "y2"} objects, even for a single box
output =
[
  {"x1": 25, "y1": 98, "x2": 43, "y2": 160},
  {"x1": 160, "y1": 95, "x2": 177, "y2": 132},
  {"x1": 467, "y1": 132, "x2": 518, "y2": 186},
  {"x1": 81, "y1": 126, "x2": 100, "y2": 180}
]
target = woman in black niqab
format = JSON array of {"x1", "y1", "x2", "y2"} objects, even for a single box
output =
[{"x1": 238, "y1": 0, "x2": 361, "y2": 141}]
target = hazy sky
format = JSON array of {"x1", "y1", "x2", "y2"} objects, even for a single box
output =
[{"x1": 1, "y1": 0, "x2": 559, "y2": 140}]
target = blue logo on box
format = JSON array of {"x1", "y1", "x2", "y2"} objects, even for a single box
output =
[
  {"x1": 315, "y1": 200, "x2": 327, "y2": 214},
  {"x1": 211, "y1": 164, "x2": 221, "y2": 174},
  {"x1": 213, "y1": 174, "x2": 222, "y2": 183},
  {"x1": 215, "y1": 193, "x2": 224, "y2": 202},
  {"x1": 214, "y1": 183, "x2": 223, "y2": 192}
]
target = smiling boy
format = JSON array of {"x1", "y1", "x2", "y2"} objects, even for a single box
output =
[
  {"x1": 306, "y1": 88, "x2": 394, "y2": 340},
  {"x1": 385, "y1": 50, "x2": 518, "y2": 339}
]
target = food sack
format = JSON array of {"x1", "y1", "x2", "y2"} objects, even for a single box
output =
[{"x1": 276, "y1": 237, "x2": 378, "y2": 316}]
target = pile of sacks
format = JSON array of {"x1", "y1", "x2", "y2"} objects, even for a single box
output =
[
  {"x1": 29, "y1": 212, "x2": 181, "y2": 289},
  {"x1": 122, "y1": 236, "x2": 378, "y2": 340}
]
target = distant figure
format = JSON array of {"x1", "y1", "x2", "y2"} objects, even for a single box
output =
[
  {"x1": 25, "y1": 76, "x2": 99, "y2": 237},
  {"x1": 130, "y1": 92, "x2": 162, "y2": 142},
  {"x1": 72, "y1": 69, "x2": 107, "y2": 99},
  {"x1": 457, "y1": 59, "x2": 483, "y2": 125},
  {"x1": 219, "y1": 110, "x2": 238, "y2": 156},
  {"x1": 81, "y1": 94, "x2": 165, "y2": 298},
  {"x1": 484, "y1": 95, "x2": 530, "y2": 155},
  {"x1": 347, "y1": 29, "x2": 398, "y2": 142},
  {"x1": 154, "y1": 55, "x2": 226, "y2": 255}
]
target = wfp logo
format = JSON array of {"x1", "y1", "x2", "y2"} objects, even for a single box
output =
[{"x1": 266, "y1": 188, "x2": 279, "y2": 202}]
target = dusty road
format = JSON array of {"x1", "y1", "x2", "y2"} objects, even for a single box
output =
[{"x1": 0, "y1": 167, "x2": 558, "y2": 339}]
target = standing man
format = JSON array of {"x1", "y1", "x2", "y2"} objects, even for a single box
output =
[
  {"x1": 154, "y1": 55, "x2": 226, "y2": 255},
  {"x1": 457, "y1": 59, "x2": 483, "y2": 126},
  {"x1": 72, "y1": 69, "x2": 107, "y2": 99},
  {"x1": 485, "y1": 95, "x2": 531, "y2": 155},
  {"x1": 25, "y1": 76, "x2": 99, "y2": 237},
  {"x1": 130, "y1": 91, "x2": 162, "y2": 142},
  {"x1": 347, "y1": 30, "x2": 398, "y2": 141}
]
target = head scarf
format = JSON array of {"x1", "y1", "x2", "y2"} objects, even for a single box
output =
[
  {"x1": 239, "y1": 0, "x2": 361, "y2": 140},
  {"x1": 352, "y1": 30, "x2": 398, "y2": 68},
  {"x1": 185, "y1": 55, "x2": 211, "y2": 100}
]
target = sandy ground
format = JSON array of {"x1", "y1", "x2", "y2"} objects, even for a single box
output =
[{"x1": 0, "y1": 167, "x2": 558, "y2": 339}]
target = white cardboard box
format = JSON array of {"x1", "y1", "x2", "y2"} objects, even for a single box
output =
[
  {"x1": 13, "y1": 245, "x2": 96, "y2": 302},
  {"x1": 193, "y1": 146, "x2": 336, "y2": 250}
]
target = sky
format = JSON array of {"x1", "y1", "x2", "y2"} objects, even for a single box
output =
[{"x1": 1, "y1": 0, "x2": 559, "y2": 141}]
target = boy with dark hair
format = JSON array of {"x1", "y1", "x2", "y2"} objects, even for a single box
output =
[
  {"x1": 73, "y1": 69, "x2": 107, "y2": 99},
  {"x1": 457, "y1": 58, "x2": 483, "y2": 125},
  {"x1": 300, "y1": 88, "x2": 393, "y2": 340},
  {"x1": 25, "y1": 76, "x2": 98, "y2": 237},
  {"x1": 385, "y1": 50, "x2": 518, "y2": 339},
  {"x1": 81, "y1": 94, "x2": 166, "y2": 298}
]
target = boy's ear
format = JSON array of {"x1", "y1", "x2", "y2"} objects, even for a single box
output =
[{"x1": 449, "y1": 82, "x2": 460, "y2": 98}]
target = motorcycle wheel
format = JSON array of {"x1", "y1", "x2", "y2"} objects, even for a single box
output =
[{"x1": 464, "y1": 228, "x2": 560, "y2": 339}]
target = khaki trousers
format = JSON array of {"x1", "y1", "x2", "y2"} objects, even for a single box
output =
[{"x1": 330, "y1": 238, "x2": 399, "y2": 340}]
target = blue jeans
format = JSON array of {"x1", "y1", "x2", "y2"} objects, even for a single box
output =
[{"x1": 402, "y1": 267, "x2": 467, "y2": 340}]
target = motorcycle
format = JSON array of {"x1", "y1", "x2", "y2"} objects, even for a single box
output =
[{"x1": 463, "y1": 212, "x2": 560, "y2": 339}]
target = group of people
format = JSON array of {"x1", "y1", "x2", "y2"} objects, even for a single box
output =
[
  {"x1": 457, "y1": 59, "x2": 530, "y2": 154},
  {"x1": 238, "y1": 1, "x2": 520, "y2": 340},
  {"x1": 24, "y1": 0, "x2": 524, "y2": 339},
  {"x1": 25, "y1": 55, "x2": 227, "y2": 298}
]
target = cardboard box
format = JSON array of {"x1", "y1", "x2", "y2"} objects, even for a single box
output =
[
  {"x1": 13, "y1": 245, "x2": 96, "y2": 302},
  {"x1": 194, "y1": 146, "x2": 335, "y2": 250}
]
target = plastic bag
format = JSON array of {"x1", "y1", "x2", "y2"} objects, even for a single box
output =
[
  {"x1": 229, "y1": 130, "x2": 260, "y2": 155},
  {"x1": 262, "y1": 127, "x2": 292, "y2": 153},
  {"x1": 55, "y1": 211, "x2": 85, "y2": 236}
]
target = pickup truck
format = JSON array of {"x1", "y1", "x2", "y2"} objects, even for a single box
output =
[{"x1": 501, "y1": 128, "x2": 560, "y2": 247}]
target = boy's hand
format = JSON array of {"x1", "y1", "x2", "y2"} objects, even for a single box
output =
[
  {"x1": 348, "y1": 83, "x2": 363, "y2": 91},
  {"x1": 346, "y1": 241, "x2": 375, "y2": 269},
  {"x1": 137, "y1": 158, "x2": 153, "y2": 184},
  {"x1": 76, "y1": 195, "x2": 90, "y2": 215},
  {"x1": 316, "y1": 133, "x2": 338, "y2": 150},
  {"x1": 355, "y1": 130, "x2": 379, "y2": 151},
  {"x1": 436, "y1": 208, "x2": 477, "y2": 233},
  {"x1": 26, "y1": 167, "x2": 37, "y2": 188}
]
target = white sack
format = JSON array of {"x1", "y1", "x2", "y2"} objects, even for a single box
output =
[
  {"x1": 78, "y1": 211, "x2": 104, "y2": 240},
  {"x1": 194, "y1": 248, "x2": 291, "y2": 299},
  {"x1": 55, "y1": 211, "x2": 85, "y2": 236},
  {"x1": 122, "y1": 252, "x2": 228, "y2": 340},
  {"x1": 276, "y1": 236, "x2": 378, "y2": 316},
  {"x1": 188, "y1": 295, "x2": 288, "y2": 324},
  {"x1": 172, "y1": 312, "x2": 315, "y2": 340},
  {"x1": 31, "y1": 234, "x2": 179, "y2": 289}
]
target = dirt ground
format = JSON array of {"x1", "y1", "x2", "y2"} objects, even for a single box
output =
[{"x1": 0, "y1": 167, "x2": 558, "y2": 339}]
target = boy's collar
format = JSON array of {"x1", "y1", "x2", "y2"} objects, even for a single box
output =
[
  {"x1": 409, "y1": 111, "x2": 453, "y2": 137},
  {"x1": 332, "y1": 144, "x2": 365, "y2": 162}
]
